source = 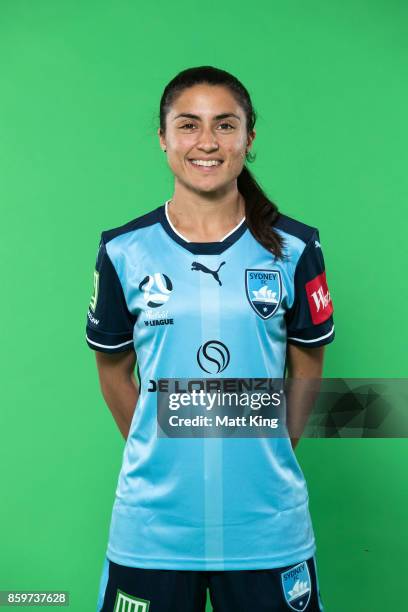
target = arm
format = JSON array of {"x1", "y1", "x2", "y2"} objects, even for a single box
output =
[
  {"x1": 284, "y1": 228, "x2": 335, "y2": 450},
  {"x1": 285, "y1": 344, "x2": 325, "y2": 450},
  {"x1": 95, "y1": 348, "x2": 139, "y2": 440},
  {"x1": 86, "y1": 233, "x2": 139, "y2": 439}
]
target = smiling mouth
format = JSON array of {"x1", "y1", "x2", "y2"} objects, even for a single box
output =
[{"x1": 187, "y1": 159, "x2": 224, "y2": 171}]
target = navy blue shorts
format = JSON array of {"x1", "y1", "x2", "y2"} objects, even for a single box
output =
[{"x1": 97, "y1": 555, "x2": 324, "y2": 611}]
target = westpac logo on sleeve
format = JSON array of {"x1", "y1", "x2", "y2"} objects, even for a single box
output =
[{"x1": 305, "y1": 271, "x2": 333, "y2": 324}]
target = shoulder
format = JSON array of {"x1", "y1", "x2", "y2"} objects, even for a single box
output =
[
  {"x1": 272, "y1": 212, "x2": 319, "y2": 245},
  {"x1": 101, "y1": 205, "x2": 162, "y2": 246}
]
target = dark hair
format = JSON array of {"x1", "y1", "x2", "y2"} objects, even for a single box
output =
[{"x1": 159, "y1": 65, "x2": 285, "y2": 260}]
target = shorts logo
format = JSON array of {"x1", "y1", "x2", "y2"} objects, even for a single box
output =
[
  {"x1": 139, "y1": 273, "x2": 173, "y2": 308},
  {"x1": 245, "y1": 269, "x2": 282, "y2": 319},
  {"x1": 281, "y1": 561, "x2": 311, "y2": 610},
  {"x1": 113, "y1": 589, "x2": 150, "y2": 612},
  {"x1": 89, "y1": 270, "x2": 99, "y2": 312},
  {"x1": 305, "y1": 271, "x2": 333, "y2": 324}
]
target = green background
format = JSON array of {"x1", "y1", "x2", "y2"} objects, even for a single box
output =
[{"x1": 1, "y1": 1, "x2": 407, "y2": 610}]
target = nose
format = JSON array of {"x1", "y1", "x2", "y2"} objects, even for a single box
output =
[{"x1": 196, "y1": 126, "x2": 219, "y2": 152}]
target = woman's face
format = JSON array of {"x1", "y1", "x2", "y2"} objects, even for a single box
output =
[{"x1": 159, "y1": 84, "x2": 255, "y2": 195}]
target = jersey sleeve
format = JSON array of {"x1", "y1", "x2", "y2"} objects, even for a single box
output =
[
  {"x1": 285, "y1": 230, "x2": 335, "y2": 347},
  {"x1": 85, "y1": 233, "x2": 136, "y2": 353}
]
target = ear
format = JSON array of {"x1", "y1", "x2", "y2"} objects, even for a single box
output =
[
  {"x1": 158, "y1": 127, "x2": 166, "y2": 152},
  {"x1": 247, "y1": 129, "x2": 256, "y2": 151}
]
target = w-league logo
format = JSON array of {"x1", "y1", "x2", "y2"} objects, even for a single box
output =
[{"x1": 139, "y1": 273, "x2": 173, "y2": 308}]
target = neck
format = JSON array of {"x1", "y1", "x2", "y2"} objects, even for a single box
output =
[{"x1": 168, "y1": 188, "x2": 245, "y2": 233}]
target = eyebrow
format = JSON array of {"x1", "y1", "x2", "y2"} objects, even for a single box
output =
[{"x1": 172, "y1": 112, "x2": 241, "y2": 122}]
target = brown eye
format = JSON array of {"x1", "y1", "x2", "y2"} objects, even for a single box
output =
[
  {"x1": 218, "y1": 123, "x2": 234, "y2": 130},
  {"x1": 179, "y1": 123, "x2": 196, "y2": 130}
]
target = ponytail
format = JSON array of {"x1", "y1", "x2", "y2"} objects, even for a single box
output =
[{"x1": 238, "y1": 165, "x2": 284, "y2": 260}]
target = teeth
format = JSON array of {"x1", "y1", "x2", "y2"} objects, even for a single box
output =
[{"x1": 190, "y1": 160, "x2": 222, "y2": 167}]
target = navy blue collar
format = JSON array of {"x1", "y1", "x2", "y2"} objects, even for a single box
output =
[{"x1": 159, "y1": 202, "x2": 248, "y2": 255}]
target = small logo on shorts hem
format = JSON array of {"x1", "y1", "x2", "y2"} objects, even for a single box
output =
[
  {"x1": 113, "y1": 589, "x2": 150, "y2": 612},
  {"x1": 281, "y1": 560, "x2": 311, "y2": 610}
]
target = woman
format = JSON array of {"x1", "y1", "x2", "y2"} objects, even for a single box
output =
[{"x1": 86, "y1": 65, "x2": 334, "y2": 612}]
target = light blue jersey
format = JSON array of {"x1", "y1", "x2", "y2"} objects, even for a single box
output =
[{"x1": 86, "y1": 199, "x2": 334, "y2": 570}]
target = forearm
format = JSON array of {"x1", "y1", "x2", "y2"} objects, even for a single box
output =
[
  {"x1": 100, "y1": 372, "x2": 139, "y2": 439},
  {"x1": 95, "y1": 350, "x2": 139, "y2": 440},
  {"x1": 285, "y1": 378, "x2": 321, "y2": 450},
  {"x1": 285, "y1": 345, "x2": 325, "y2": 450}
]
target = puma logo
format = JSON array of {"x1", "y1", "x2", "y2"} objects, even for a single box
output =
[{"x1": 191, "y1": 261, "x2": 226, "y2": 286}]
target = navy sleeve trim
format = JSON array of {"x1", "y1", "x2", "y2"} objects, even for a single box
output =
[
  {"x1": 85, "y1": 328, "x2": 134, "y2": 353},
  {"x1": 287, "y1": 322, "x2": 335, "y2": 348}
]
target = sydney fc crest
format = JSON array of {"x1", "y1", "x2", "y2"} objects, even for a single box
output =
[
  {"x1": 280, "y1": 561, "x2": 311, "y2": 611},
  {"x1": 245, "y1": 269, "x2": 282, "y2": 319}
]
